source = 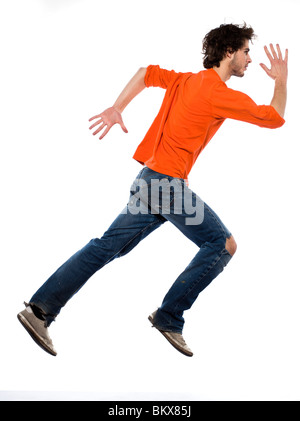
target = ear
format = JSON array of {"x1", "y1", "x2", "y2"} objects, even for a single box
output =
[{"x1": 226, "y1": 49, "x2": 235, "y2": 60}]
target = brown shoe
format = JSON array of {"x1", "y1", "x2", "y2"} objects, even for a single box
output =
[
  {"x1": 148, "y1": 311, "x2": 193, "y2": 357},
  {"x1": 17, "y1": 303, "x2": 57, "y2": 356}
]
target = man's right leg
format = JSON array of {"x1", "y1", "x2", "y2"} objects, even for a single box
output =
[
  {"x1": 28, "y1": 207, "x2": 166, "y2": 325},
  {"x1": 18, "y1": 190, "x2": 166, "y2": 354}
]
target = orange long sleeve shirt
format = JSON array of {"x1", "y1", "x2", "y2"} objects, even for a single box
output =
[{"x1": 132, "y1": 65, "x2": 285, "y2": 180}]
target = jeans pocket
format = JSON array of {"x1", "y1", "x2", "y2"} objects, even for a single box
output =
[{"x1": 129, "y1": 169, "x2": 186, "y2": 216}]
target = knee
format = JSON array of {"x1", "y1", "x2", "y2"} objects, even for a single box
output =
[{"x1": 225, "y1": 235, "x2": 237, "y2": 257}]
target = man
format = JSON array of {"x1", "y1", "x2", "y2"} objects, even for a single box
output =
[{"x1": 18, "y1": 24, "x2": 288, "y2": 357}]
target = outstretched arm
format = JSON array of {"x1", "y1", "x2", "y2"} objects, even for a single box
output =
[
  {"x1": 89, "y1": 67, "x2": 147, "y2": 140},
  {"x1": 260, "y1": 44, "x2": 288, "y2": 118}
]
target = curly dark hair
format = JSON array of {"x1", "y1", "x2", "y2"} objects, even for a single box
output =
[{"x1": 202, "y1": 23, "x2": 256, "y2": 69}]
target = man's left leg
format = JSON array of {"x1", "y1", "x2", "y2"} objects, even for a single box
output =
[{"x1": 148, "y1": 180, "x2": 236, "y2": 355}]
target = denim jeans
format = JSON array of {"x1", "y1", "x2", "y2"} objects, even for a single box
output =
[{"x1": 30, "y1": 167, "x2": 232, "y2": 332}]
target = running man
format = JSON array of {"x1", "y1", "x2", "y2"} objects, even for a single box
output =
[{"x1": 18, "y1": 24, "x2": 288, "y2": 357}]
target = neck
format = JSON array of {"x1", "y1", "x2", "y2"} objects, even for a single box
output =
[{"x1": 212, "y1": 65, "x2": 231, "y2": 82}]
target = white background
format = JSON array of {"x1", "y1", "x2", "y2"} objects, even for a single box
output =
[{"x1": 1, "y1": 0, "x2": 299, "y2": 401}]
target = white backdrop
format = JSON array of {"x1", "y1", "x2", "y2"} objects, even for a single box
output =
[{"x1": 1, "y1": 0, "x2": 299, "y2": 401}]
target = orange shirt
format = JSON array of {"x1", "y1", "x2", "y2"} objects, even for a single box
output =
[{"x1": 133, "y1": 65, "x2": 285, "y2": 180}]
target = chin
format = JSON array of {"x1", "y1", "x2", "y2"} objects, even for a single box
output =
[{"x1": 233, "y1": 72, "x2": 245, "y2": 78}]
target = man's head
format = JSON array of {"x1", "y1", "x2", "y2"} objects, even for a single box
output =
[{"x1": 202, "y1": 23, "x2": 255, "y2": 75}]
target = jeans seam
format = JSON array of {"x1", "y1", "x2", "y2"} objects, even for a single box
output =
[
  {"x1": 173, "y1": 248, "x2": 230, "y2": 313},
  {"x1": 204, "y1": 204, "x2": 229, "y2": 241},
  {"x1": 103, "y1": 219, "x2": 162, "y2": 266}
]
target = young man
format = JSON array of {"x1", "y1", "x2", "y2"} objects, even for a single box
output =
[{"x1": 18, "y1": 24, "x2": 288, "y2": 357}]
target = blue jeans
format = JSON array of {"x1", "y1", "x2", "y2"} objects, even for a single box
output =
[{"x1": 30, "y1": 167, "x2": 233, "y2": 332}]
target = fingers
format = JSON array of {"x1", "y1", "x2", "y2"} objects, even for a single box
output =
[
  {"x1": 88, "y1": 114, "x2": 101, "y2": 122},
  {"x1": 264, "y1": 43, "x2": 278, "y2": 62},
  {"x1": 93, "y1": 123, "x2": 107, "y2": 136},
  {"x1": 89, "y1": 119, "x2": 102, "y2": 130},
  {"x1": 88, "y1": 115, "x2": 107, "y2": 136},
  {"x1": 259, "y1": 63, "x2": 269, "y2": 73},
  {"x1": 264, "y1": 43, "x2": 287, "y2": 62},
  {"x1": 269, "y1": 43, "x2": 278, "y2": 59},
  {"x1": 275, "y1": 44, "x2": 288, "y2": 63},
  {"x1": 259, "y1": 62, "x2": 272, "y2": 78},
  {"x1": 120, "y1": 121, "x2": 128, "y2": 134},
  {"x1": 261, "y1": 43, "x2": 288, "y2": 82},
  {"x1": 276, "y1": 44, "x2": 283, "y2": 60},
  {"x1": 88, "y1": 117, "x2": 105, "y2": 134},
  {"x1": 88, "y1": 107, "x2": 128, "y2": 140},
  {"x1": 99, "y1": 126, "x2": 110, "y2": 140},
  {"x1": 264, "y1": 44, "x2": 274, "y2": 62}
]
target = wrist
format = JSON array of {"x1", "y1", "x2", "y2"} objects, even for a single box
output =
[
  {"x1": 112, "y1": 104, "x2": 123, "y2": 114},
  {"x1": 274, "y1": 76, "x2": 287, "y2": 86}
]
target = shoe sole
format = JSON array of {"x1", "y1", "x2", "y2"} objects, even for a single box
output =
[
  {"x1": 17, "y1": 313, "x2": 57, "y2": 356},
  {"x1": 148, "y1": 315, "x2": 193, "y2": 357}
]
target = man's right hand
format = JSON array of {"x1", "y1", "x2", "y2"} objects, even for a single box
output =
[{"x1": 89, "y1": 107, "x2": 128, "y2": 140}]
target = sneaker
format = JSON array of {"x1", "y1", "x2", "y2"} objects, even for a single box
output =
[
  {"x1": 148, "y1": 311, "x2": 193, "y2": 357},
  {"x1": 17, "y1": 303, "x2": 57, "y2": 356}
]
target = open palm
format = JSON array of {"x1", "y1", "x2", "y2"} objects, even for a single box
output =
[
  {"x1": 89, "y1": 107, "x2": 128, "y2": 140},
  {"x1": 260, "y1": 44, "x2": 288, "y2": 82}
]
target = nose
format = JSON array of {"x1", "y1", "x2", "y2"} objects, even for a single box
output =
[{"x1": 248, "y1": 55, "x2": 252, "y2": 63}]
